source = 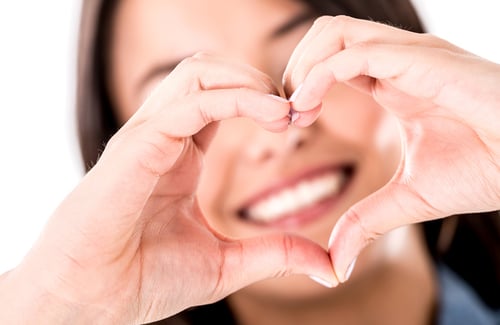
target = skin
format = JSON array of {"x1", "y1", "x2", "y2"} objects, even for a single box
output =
[
  {"x1": 0, "y1": 1, "x2": 499, "y2": 325},
  {"x1": 109, "y1": 0, "x2": 434, "y2": 324},
  {"x1": 282, "y1": 15, "x2": 500, "y2": 280}
]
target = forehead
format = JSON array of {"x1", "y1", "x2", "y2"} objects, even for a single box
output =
[
  {"x1": 112, "y1": 0, "x2": 304, "y2": 54},
  {"x1": 109, "y1": 0, "x2": 309, "y2": 120}
]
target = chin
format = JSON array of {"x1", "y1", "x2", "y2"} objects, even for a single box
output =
[{"x1": 235, "y1": 274, "x2": 336, "y2": 304}]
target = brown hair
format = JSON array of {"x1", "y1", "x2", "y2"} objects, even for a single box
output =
[
  {"x1": 74, "y1": 0, "x2": 499, "y2": 315},
  {"x1": 76, "y1": 0, "x2": 119, "y2": 171}
]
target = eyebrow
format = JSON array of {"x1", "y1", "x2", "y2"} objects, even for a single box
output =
[
  {"x1": 270, "y1": 9, "x2": 316, "y2": 38},
  {"x1": 135, "y1": 10, "x2": 317, "y2": 92},
  {"x1": 134, "y1": 56, "x2": 189, "y2": 92}
]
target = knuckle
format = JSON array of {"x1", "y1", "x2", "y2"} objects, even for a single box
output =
[
  {"x1": 260, "y1": 74, "x2": 276, "y2": 93},
  {"x1": 176, "y1": 55, "x2": 198, "y2": 68},
  {"x1": 343, "y1": 208, "x2": 379, "y2": 246},
  {"x1": 273, "y1": 234, "x2": 294, "y2": 278},
  {"x1": 178, "y1": 51, "x2": 211, "y2": 67},
  {"x1": 281, "y1": 233, "x2": 295, "y2": 253},
  {"x1": 328, "y1": 15, "x2": 352, "y2": 28},
  {"x1": 420, "y1": 32, "x2": 439, "y2": 43},
  {"x1": 192, "y1": 51, "x2": 212, "y2": 60},
  {"x1": 351, "y1": 40, "x2": 374, "y2": 51},
  {"x1": 313, "y1": 15, "x2": 336, "y2": 27}
]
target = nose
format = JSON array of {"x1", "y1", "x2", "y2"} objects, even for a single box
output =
[{"x1": 243, "y1": 125, "x2": 313, "y2": 164}]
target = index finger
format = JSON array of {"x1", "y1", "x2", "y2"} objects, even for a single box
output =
[{"x1": 282, "y1": 15, "x2": 460, "y2": 96}]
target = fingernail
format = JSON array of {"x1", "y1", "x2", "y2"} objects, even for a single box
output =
[
  {"x1": 328, "y1": 230, "x2": 335, "y2": 250},
  {"x1": 343, "y1": 257, "x2": 357, "y2": 283},
  {"x1": 289, "y1": 83, "x2": 303, "y2": 102},
  {"x1": 267, "y1": 94, "x2": 289, "y2": 103},
  {"x1": 288, "y1": 108, "x2": 300, "y2": 124},
  {"x1": 308, "y1": 275, "x2": 335, "y2": 288}
]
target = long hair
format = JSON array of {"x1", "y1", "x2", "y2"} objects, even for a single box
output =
[
  {"x1": 76, "y1": 0, "x2": 120, "y2": 171},
  {"x1": 74, "y1": 1, "x2": 500, "y2": 322}
]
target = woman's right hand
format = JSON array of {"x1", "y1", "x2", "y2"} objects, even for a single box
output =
[{"x1": 0, "y1": 53, "x2": 335, "y2": 324}]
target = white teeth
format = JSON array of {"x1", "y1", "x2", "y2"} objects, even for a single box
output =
[{"x1": 246, "y1": 171, "x2": 345, "y2": 223}]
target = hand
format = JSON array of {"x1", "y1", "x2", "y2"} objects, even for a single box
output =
[
  {"x1": 3, "y1": 53, "x2": 335, "y2": 324},
  {"x1": 283, "y1": 16, "x2": 500, "y2": 283}
]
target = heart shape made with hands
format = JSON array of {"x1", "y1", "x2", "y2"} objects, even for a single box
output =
[{"x1": 19, "y1": 17, "x2": 498, "y2": 325}]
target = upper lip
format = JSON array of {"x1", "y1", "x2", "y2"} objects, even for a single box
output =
[{"x1": 236, "y1": 163, "x2": 353, "y2": 218}]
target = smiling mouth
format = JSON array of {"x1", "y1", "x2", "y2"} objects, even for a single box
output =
[{"x1": 237, "y1": 165, "x2": 354, "y2": 226}]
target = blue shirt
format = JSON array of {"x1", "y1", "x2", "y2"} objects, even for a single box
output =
[{"x1": 437, "y1": 264, "x2": 500, "y2": 325}]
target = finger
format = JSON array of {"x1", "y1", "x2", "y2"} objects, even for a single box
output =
[
  {"x1": 132, "y1": 52, "x2": 281, "y2": 120},
  {"x1": 217, "y1": 233, "x2": 337, "y2": 298},
  {"x1": 284, "y1": 15, "x2": 420, "y2": 95},
  {"x1": 343, "y1": 75, "x2": 375, "y2": 96},
  {"x1": 194, "y1": 112, "x2": 292, "y2": 154},
  {"x1": 291, "y1": 43, "x2": 451, "y2": 112},
  {"x1": 151, "y1": 89, "x2": 291, "y2": 138},
  {"x1": 289, "y1": 103, "x2": 322, "y2": 128},
  {"x1": 175, "y1": 52, "x2": 279, "y2": 93},
  {"x1": 283, "y1": 15, "x2": 335, "y2": 95},
  {"x1": 89, "y1": 88, "x2": 290, "y2": 228},
  {"x1": 283, "y1": 15, "x2": 465, "y2": 97},
  {"x1": 192, "y1": 122, "x2": 220, "y2": 153},
  {"x1": 105, "y1": 89, "x2": 290, "y2": 179},
  {"x1": 328, "y1": 181, "x2": 439, "y2": 283}
]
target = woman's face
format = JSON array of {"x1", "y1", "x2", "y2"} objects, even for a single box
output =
[{"x1": 109, "y1": 0, "x2": 411, "y2": 301}]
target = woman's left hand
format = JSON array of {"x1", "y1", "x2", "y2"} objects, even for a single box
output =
[{"x1": 283, "y1": 15, "x2": 500, "y2": 283}]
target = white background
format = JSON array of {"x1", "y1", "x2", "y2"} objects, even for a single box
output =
[{"x1": 0, "y1": 1, "x2": 499, "y2": 273}]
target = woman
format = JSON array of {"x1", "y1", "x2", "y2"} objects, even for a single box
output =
[
  {"x1": 0, "y1": 0, "x2": 498, "y2": 324},
  {"x1": 74, "y1": 0, "x2": 499, "y2": 324}
]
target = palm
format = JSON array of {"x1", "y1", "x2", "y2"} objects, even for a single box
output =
[
  {"x1": 39, "y1": 136, "x2": 214, "y2": 321},
  {"x1": 131, "y1": 140, "x2": 226, "y2": 319},
  {"x1": 373, "y1": 81, "x2": 500, "y2": 221},
  {"x1": 63, "y1": 133, "x2": 236, "y2": 322},
  {"x1": 134, "y1": 198, "x2": 226, "y2": 321}
]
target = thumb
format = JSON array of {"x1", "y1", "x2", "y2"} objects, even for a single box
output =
[
  {"x1": 218, "y1": 233, "x2": 338, "y2": 296},
  {"x1": 328, "y1": 181, "x2": 437, "y2": 283}
]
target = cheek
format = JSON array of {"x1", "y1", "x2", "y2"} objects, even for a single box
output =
[
  {"x1": 196, "y1": 140, "x2": 231, "y2": 225},
  {"x1": 320, "y1": 86, "x2": 401, "y2": 154},
  {"x1": 321, "y1": 87, "x2": 376, "y2": 139},
  {"x1": 320, "y1": 86, "x2": 401, "y2": 177},
  {"x1": 196, "y1": 120, "x2": 248, "y2": 228}
]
